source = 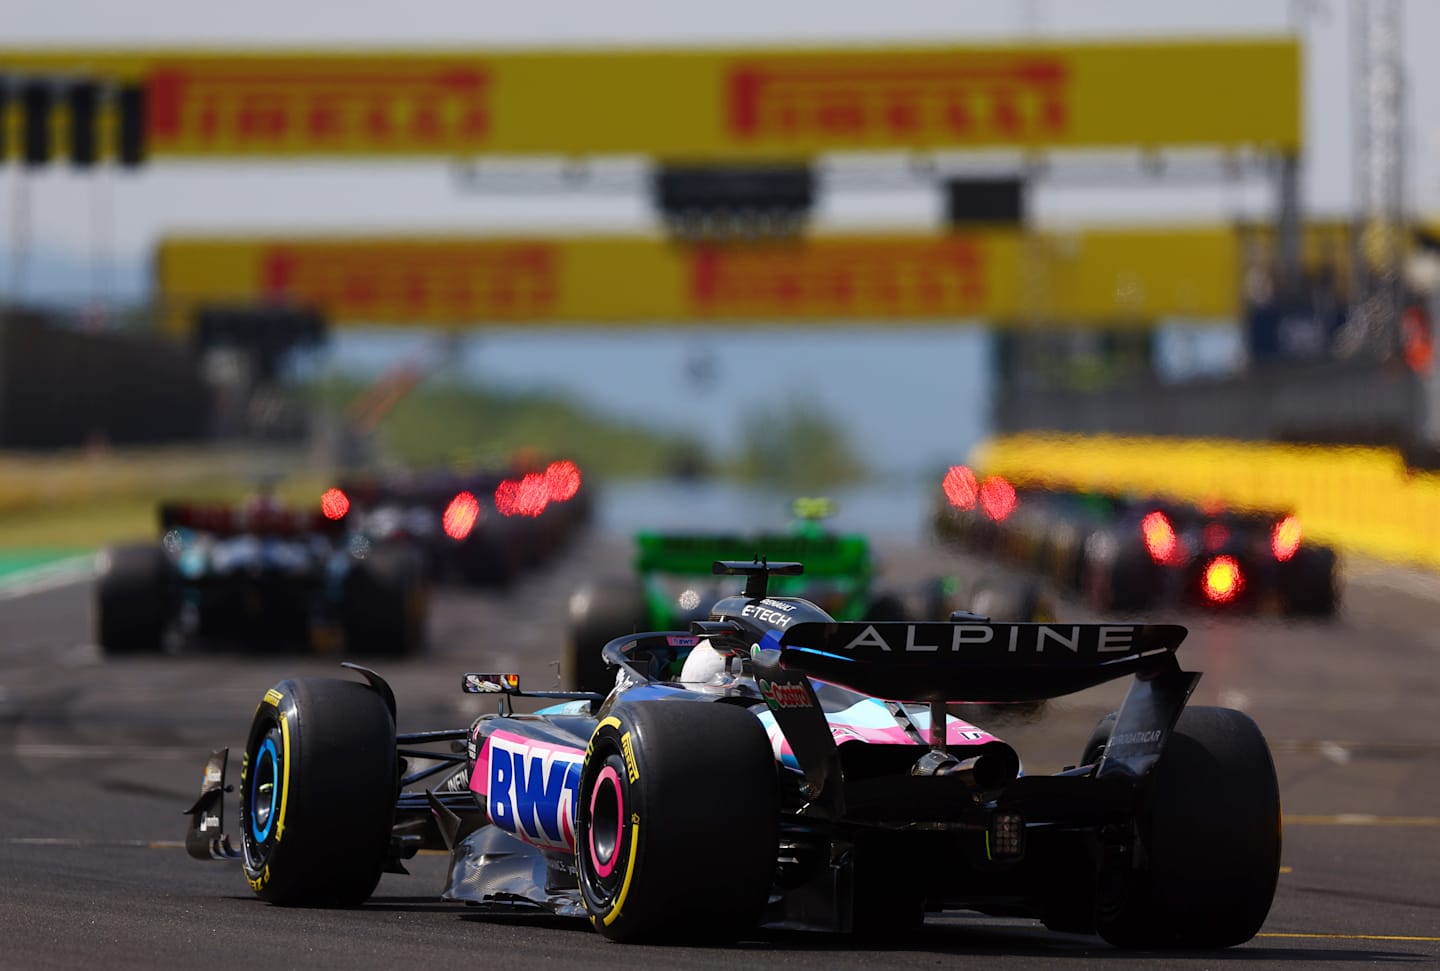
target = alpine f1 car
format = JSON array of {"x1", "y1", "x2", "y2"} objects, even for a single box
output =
[
  {"x1": 934, "y1": 468, "x2": 1338, "y2": 617},
  {"x1": 95, "y1": 492, "x2": 428, "y2": 656},
  {"x1": 186, "y1": 558, "x2": 1281, "y2": 949}
]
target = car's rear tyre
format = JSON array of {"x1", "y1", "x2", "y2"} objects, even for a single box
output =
[
  {"x1": 1083, "y1": 543, "x2": 1157, "y2": 614},
  {"x1": 563, "y1": 579, "x2": 646, "y2": 693},
  {"x1": 95, "y1": 543, "x2": 176, "y2": 654},
  {"x1": 342, "y1": 546, "x2": 428, "y2": 657},
  {"x1": 1277, "y1": 546, "x2": 1339, "y2": 618},
  {"x1": 575, "y1": 700, "x2": 778, "y2": 942},
  {"x1": 970, "y1": 577, "x2": 1054, "y2": 622},
  {"x1": 239, "y1": 677, "x2": 397, "y2": 906},
  {"x1": 457, "y1": 531, "x2": 523, "y2": 589},
  {"x1": 1096, "y1": 706, "x2": 1281, "y2": 949},
  {"x1": 864, "y1": 592, "x2": 908, "y2": 622}
]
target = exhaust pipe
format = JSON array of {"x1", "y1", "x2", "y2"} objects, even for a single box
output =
[{"x1": 913, "y1": 741, "x2": 1021, "y2": 790}]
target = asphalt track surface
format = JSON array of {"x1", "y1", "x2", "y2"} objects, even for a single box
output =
[{"x1": 2, "y1": 528, "x2": 1439, "y2": 970}]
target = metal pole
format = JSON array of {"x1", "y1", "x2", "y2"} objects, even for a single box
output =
[
  {"x1": 1276, "y1": 153, "x2": 1303, "y2": 299},
  {"x1": 1347, "y1": 0, "x2": 1406, "y2": 359},
  {"x1": 91, "y1": 163, "x2": 111, "y2": 309},
  {"x1": 8, "y1": 168, "x2": 29, "y2": 303}
]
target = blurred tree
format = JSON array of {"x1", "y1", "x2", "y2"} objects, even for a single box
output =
[{"x1": 732, "y1": 396, "x2": 868, "y2": 491}]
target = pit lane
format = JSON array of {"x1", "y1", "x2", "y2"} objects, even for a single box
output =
[{"x1": 1, "y1": 525, "x2": 1437, "y2": 969}]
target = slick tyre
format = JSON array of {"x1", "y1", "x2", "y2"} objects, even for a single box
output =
[
  {"x1": 1083, "y1": 543, "x2": 1158, "y2": 614},
  {"x1": 239, "y1": 677, "x2": 397, "y2": 906},
  {"x1": 1277, "y1": 546, "x2": 1339, "y2": 618},
  {"x1": 1096, "y1": 706, "x2": 1281, "y2": 949},
  {"x1": 970, "y1": 578, "x2": 1054, "y2": 622},
  {"x1": 863, "y1": 592, "x2": 908, "y2": 622},
  {"x1": 563, "y1": 579, "x2": 646, "y2": 693},
  {"x1": 457, "y1": 531, "x2": 523, "y2": 589},
  {"x1": 95, "y1": 543, "x2": 176, "y2": 654},
  {"x1": 575, "y1": 700, "x2": 778, "y2": 942},
  {"x1": 342, "y1": 546, "x2": 428, "y2": 657}
]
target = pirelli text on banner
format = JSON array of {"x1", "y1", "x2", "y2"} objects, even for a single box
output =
[{"x1": 0, "y1": 39, "x2": 1300, "y2": 161}]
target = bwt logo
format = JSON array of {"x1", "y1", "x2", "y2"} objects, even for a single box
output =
[{"x1": 486, "y1": 735, "x2": 584, "y2": 851}]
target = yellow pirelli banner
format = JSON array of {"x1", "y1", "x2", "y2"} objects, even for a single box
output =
[
  {"x1": 155, "y1": 227, "x2": 1240, "y2": 332},
  {"x1": 974, "y1": 434, "x2": 1440, "y2": 570},
  {"x1": 1, "y1": 38, "x2": 1299, "y2": 159}
]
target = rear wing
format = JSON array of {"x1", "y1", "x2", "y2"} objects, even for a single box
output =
[
  {"x1": 753, "y1": 621, "x2": 1198, "y2": 809},
  {"x1": 635, "y1": 532, "x2": 869, "y2": 578},
  {"x1": 774, "y1": 621, "x2": 1187, "y2": 703},
  {"x1": 158, "y1": 503, "x2": 344, "y2": 538}
]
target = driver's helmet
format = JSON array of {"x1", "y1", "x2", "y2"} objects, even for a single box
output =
[{"x1": 677, "y1": 638, "x2": 732, "y2": 686}]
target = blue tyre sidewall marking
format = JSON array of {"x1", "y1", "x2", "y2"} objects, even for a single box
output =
[{"x1": 251, "y1": 737, "x2": 280, "y2": 844}]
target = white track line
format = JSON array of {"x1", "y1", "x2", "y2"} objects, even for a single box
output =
[
  {"x1": 1, "y1": 837, "x2": 186, "y2": 849},
  {"x1": 0, "y1": 555, "x2": 97, "y2": 601},
  {"x1": 12, "y1": 744, "x2": 200, "y2": 760}
]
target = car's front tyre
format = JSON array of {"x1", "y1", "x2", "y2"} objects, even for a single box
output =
[{"x1": 239, "y1": 677, "x2": 397, "y2": 906}]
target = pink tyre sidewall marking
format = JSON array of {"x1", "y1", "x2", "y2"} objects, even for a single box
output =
[{"x1": 587, "y1": 765, "x2": 624, "y2": 879}]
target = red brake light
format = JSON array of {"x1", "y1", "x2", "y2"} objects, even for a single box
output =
[
  {"x1": 1202, "y1": 555, "x2": 1243, "y2": 604},
  {"x1": 1141, "y1": 511, "x2": 1177, "y2": 564},
  {"x1": 495, "y1": 474, "x2": 551, "y2": 517},
  {"x1": 320, "y1": 488, "x2": 350, "y2": 521},
  {"x1": 978, "y1": 475, "x2": 1017, "y2": 522},
  {"x1": 1271, "y1": 515, "x2": 1302, "y2": 562},
  {"x1": 545, "y1": 460, "x2": 582, "y2": 502},
  {"x1": 443, "y1": 491, "x2": 481, "y2": 540},
  {"x1": 519, "y1": 473, "x2": 551, "y2": 516},
  {"x1": 943, "y1": 465, "x2": 979, "y2": 510},
  {"x1": 494, "y1": 479, "x2": 518, "y2": 517}
]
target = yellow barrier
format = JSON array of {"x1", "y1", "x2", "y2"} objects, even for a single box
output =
[
  {"x1": 974, "y1": 433, "x2": 1440, "y2": 570},
  {"x1": 0, "y1": 39, "x2": 1299, "y2": 159}
]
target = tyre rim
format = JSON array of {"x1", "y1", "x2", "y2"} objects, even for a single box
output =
[
  {"x1": 587, "y1": 766, "x2": 623, "y2": 879},
  {"x1": 578, "y1": 752, "x2": 630, "y2": 909},
  {"x1": 242, "y1": 720, "x2": 284, "y2": 868},
  {"x1": 250, "y1": 738, "x2": 280, "y2": 843}
]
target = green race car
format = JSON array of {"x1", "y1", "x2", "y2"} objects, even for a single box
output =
[{"x1": 562, "y1": 499, "x2": 910, "y2": 692}]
